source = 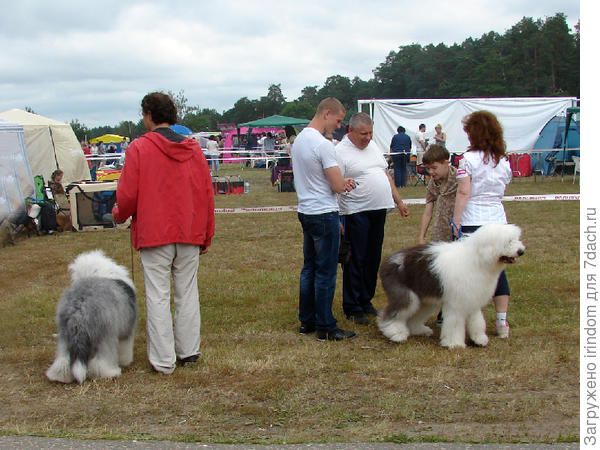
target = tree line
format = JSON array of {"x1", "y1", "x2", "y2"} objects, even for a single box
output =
[{"x1": 71, "y1": 12, "x2": 579, "y2": 142}]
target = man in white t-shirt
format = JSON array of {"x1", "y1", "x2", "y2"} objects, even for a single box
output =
[
  {"x1": 258, "y1": 133, "x2": 266, "y2": 150},
  {"x1": 416, "y1": 123, "x2": 428, "y2": 164},
  {"x1": 292, "y1": 97, "x2": 356, "y2": 341},
  {"x1": 336, "y1": 113, "x2": 409, "y2": 324},
  {"x1": 206, "y1": 135, "x2": 220, "y2": 172}
]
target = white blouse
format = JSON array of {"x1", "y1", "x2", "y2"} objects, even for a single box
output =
[{"x1": 456, "y1": 150, "x2": 512, "y2": 225}]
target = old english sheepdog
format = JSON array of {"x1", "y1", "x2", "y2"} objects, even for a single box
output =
[
  {"x1": 377, "y1": 223, "x2": 525, "y2": 348},
  {"x1": 46, "y1": 250, "x2": 137, "y2": 384}
]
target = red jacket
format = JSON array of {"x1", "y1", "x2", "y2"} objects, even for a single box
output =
[{"x1": 112, "y1": 130, "x2": 215, "y2": 250}]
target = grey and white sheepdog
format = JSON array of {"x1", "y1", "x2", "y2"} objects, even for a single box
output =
[
  {"x1": 46, "y1": 250, "x2": 137, "y2": 384},
  {"x1": 378, "y1": 224, "x2": 525, "y2": 349}
]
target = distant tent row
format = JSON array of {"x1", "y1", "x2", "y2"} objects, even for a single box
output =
[
  {"x1": 0, "y1": 109, "x2": 91, "y2": 224},
  {"x1": 238, "y1": 115, "x2": 309, "y2": 128},
  {"x1": 89, "y1": 134, "x2": 129, "y2": 144},
  {"x1": 0, "y1": 109, "x2": 90, "y2": 184}
]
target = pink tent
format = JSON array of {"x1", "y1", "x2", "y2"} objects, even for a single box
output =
[{"x1": 219, "y1": 125, "x2": 283, "y2": 163}]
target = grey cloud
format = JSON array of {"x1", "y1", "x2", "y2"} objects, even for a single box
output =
[{"x1": 0, "y1": 0, "x2": 580, "y2": 127}]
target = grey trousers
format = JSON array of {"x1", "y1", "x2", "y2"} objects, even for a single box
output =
[{"x1": 140, "y1": 243, "x2": 201, "y2": 374}]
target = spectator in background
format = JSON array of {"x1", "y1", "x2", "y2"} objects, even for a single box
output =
[
  {"x1": 81, "y1": 141, "x2": 91, "y2": 168},
  {"x1": 89, "y1": 142, "x2": 99, "y2": 178},
  {"x1": 49, "y1": 169, "x2": 72, "y2": 230},
  {"x1": 416, "y1": 123, "x2": 427, "y2": 164},
  {"x1": 433, "y1": 124, "x2": 447, "y2": 147},
  {"x1": 417, "y1": 124, "x2": 428, "y2": 151},
  {"x1": 264, "y1": 132, "x2": 275, "y2": 153},
  {"x1": 258, "y1": 132, "x2": 266, "y2": 151},
  {"x1": 245, "y1": 132, "x2": 258, "y2": 166},
  {"x1": 389, "y1": 126, "x2": 412, "y2": 188},
  {"x1": 96, "y1": 141, "x2": 106, "y2": 168},
  {"x1": 106, "y1": 143, "x2": 118, "y2": 165},
  {"x1": 206, "y1": 135, "x2": 220, "y2": 172},
  {"x1": 119, "y1": 140, "x2": 128, "y2": 168},
  {"x1": 112, "y1": 91, "x2": 215, "y2": 374}
]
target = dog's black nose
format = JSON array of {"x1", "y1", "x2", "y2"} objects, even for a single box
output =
[{"x1": 517, "y1": 249, "x2": 525, "y2": 256}]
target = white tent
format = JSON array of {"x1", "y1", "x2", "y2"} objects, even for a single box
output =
[
  {"x1": 358, "y1": 97, "x2": 578, "y2": 154},
  {"x1": 0, "y1": 109, "x2": 90, "y2": 184},
  {"x1": 0, "y1": 120, "x2": 34, "y2": 223}
]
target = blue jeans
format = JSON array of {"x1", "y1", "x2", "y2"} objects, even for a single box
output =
[
  {"x1": 392, "y1": 153, "x2": 409, "y2": 187},
  {"x1": 298, "y1": 212, "x2": 340, "y2": 331},
  {"x1": 208, "y1": 155, "x2": 220, "y2": 171}
]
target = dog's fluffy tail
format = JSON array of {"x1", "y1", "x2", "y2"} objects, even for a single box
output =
[
  {"x1": 57, "y1": 310, "x2": 93, "y2": 384},
  {"x1": 46, "y1": 325, "x2": 90, "y2": 384},
  {"x1": 65, "y1": 324, "x2": 91, "y2": 384},
  {"x1": 71, "y1": 360, "x2": 87, "y2": 385}
]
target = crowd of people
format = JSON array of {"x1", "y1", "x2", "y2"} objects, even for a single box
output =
[
  {"x1": 389, "y1": 122, "x2": 449, "y2": 188},
  {"x1": 291, "y1": 98, "x2": 514, "y2": 343},
  {"x1": 79, "y1": 130, "x2": 297, "y2": 176},
  {"x1": 80, "y1": 137, "x2": 130, "y2": 176},
  {"x1": 42, "y1": 92, "x2": 515, "y2": 374}
]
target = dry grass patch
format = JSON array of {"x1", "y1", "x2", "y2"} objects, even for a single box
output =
[{"x1": 0, "y1": 170, "x2": 580, "y2": 444}]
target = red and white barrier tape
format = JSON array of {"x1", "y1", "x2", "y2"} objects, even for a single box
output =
[
  {"x1": 504, "y1": 194, "x2": 580, "y2": 202},
  {"x1": 215, "y1": 194, "x2": 579, "y2": 214}
]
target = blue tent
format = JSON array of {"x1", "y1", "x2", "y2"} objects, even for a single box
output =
[
  {"x1": 170, "y1": 124, "x2": 193, "y2": 135},
  {"x1": 532, "y1": 115, "x2": 580, "y2": 175}
]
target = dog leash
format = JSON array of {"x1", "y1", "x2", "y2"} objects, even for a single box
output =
[
  {"x1": 129, "y1": 234, "x2": 135, "y2": 283},
  {"x1": 451, "y1": 219, "x2": 463, "y2": 239},
  {"x1": 111, "y1": 214, "x2": 135, "y2": 283}
]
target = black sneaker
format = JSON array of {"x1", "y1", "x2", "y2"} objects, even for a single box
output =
[
  {"x1": 346, "y1": 313, "x2": 369, "y2": 325},
  {"x1": 299, "y1": 323, "x2": 316, "y2": 334},
  {"x1": 179, "y1": 355, "x2": 199, "y2": 367},
  {"x1": 317, "y1": 328, "x2": 357, "y2": 341},
  {"x1": 363, "y1": 305, "x2": 379, "y2": 316}
]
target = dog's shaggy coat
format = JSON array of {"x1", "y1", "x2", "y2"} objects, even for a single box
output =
[
  {"x1": 377, "y1": 224, "x2": 525, "y2": 348},
  {"x1": 46, "y1": 250, "x2": 137, "y2": 384}
]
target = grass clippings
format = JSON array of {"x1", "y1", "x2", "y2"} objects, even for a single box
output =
[{"x1": 0, "y1": 168, "x2": 580, "y2": 445}]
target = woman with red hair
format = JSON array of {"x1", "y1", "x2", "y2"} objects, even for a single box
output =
[{"x1": 453, "y1": 110, "x2": 513, "y2": 339}]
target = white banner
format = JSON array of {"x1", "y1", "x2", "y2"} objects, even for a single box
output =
[{"x1": 370, "y1": 97, "x2": 576, "y2": 155}]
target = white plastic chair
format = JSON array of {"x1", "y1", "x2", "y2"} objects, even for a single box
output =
[{"x1": 572, "y1": 155, "x2": 580, "y2": 184}]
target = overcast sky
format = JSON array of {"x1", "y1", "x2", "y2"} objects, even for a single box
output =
[{"x1": 0, "y1": 0, "x2": 581, "y2": 128}]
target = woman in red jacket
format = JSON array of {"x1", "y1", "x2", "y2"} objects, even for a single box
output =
[{"x1": 113, "y1": 92, "x2": 215, "y2": 374}]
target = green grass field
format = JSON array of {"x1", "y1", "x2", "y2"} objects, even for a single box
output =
[{"x1": 0, "y1": 168, "x2": 581, "y2": 444}]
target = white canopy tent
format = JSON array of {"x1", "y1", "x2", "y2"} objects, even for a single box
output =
[
  {"x1": 0, "y1": 120, "x2": 34, "y2": 223},
  {"x1": 0, "y1": 109, "x2": 90, "y2": 184},
  {"x1": 358, "y1": 97, "x2": 578, "y2": 154}
]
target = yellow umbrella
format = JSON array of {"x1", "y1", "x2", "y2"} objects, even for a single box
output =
[{"x1": 89, "y1": 134, "x2": 129, "y2": 144}]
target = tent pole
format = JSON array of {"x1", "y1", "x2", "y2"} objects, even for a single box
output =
[
  {"x1": 561, "y1": 111, "x2": 573, "y2": 183},
  {"x1": 48, "y1": 126, "x2": 60, "y2": 171}
]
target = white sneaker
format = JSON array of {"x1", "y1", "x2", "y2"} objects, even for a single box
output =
[{"x1": 496, "y1": 322, "x2": 510, "y2": 339}]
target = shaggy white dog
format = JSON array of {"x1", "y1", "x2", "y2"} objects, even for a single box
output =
[
  {"x1": 46, "y1": 250, "x2": 137, "y2": 384},
  {"x1": 377, "y1": 224, "x2": 525, "y2": 348}
]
